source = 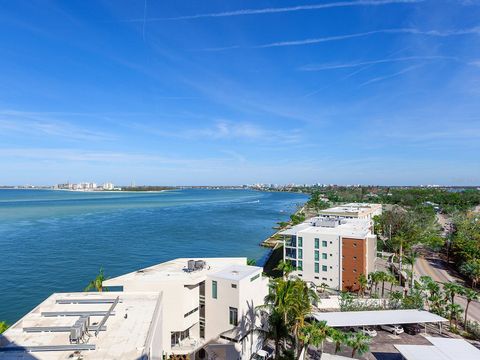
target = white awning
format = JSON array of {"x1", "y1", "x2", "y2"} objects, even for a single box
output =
[{"x1": 310, "y1": 309, "x2": 446, "y2": 327}]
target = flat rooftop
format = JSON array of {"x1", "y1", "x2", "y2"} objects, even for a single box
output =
[
  {"x1": 310, "y1": 309, "x2": 447, "y2": 327},
  {"x1": 318, "y1": 203, "x2": 382, "y2": 217},
  {"x1": 103, "y1": 257, "x2": 248, "y2": 287},
  {"x1": 280, "y1": 217, "x2": 372, "y2": 239},
  {"x1": 0, "y1": 292, "x2": 159, "y2": 360},
  {"x1": 210, "y1": 264, "x2": 261, "y2": 281},
  {"x1": 395, "y1": 336, "x2": 480, "y2": 360}
]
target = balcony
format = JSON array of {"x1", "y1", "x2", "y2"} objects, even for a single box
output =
[{"x1": 171, "y1": 337, "x2": 204, "y2": 352}]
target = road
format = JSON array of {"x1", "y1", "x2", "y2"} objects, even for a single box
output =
[{"x1": 415, "y1": 252, "x2": 480, "y2": 323}]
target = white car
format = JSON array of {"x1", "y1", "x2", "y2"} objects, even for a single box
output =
[
  {"x1": 380, "y1": 324, "x2": 404, "y2": 335},
  {"x1": 252, "y1": 349, "x2": 273, "y2": 360},
  {"x1": 350, "y1": 327, "x2": 377, "y2": 337},
  {"x1": 360, "y1": 327, "x2": 378, "y2": 337}
]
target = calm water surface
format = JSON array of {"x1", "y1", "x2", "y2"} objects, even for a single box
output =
[{"x1": 0, "y1": 189, "x2": 307, "y2": 323}]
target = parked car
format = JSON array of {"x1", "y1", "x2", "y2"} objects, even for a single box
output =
[
  {"x1": 360, "y1": 327, "x2": 378, "y2": 337},
  {"x1": 252, "y1": 349, "x2": 273, "y2": 360},
  {"x1": 403, "y1": 323, "x2": 422, "y2": 335},
  {"x1": 348, "y1": 327, "x2": 377, "y2": 337},
  {"x1": 380, "y1": 324, "x2": 404, "y2": 335}
]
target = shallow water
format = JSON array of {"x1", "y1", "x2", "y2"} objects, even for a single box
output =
[{"x1": 0, "y1": 188, "x2": 307, "y2": 323}]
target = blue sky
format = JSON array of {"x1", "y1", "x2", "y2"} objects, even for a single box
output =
[{"x1": 0, "y1": 0, "x2": 479, "y2": 186}]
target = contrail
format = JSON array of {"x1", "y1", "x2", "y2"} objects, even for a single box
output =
[
  {"x1": 255, "y1": 27, "x2": 480, "y2": 48},
  {"x1": 124, "y1": 0, "x2": 424, "y2": 22},
  {"x1": 299, "y1": 55, "x2": 458, "y2": 71},
  {"x1": 142, "y1": 0, "x2": 147, "y2": 42},
  {"x1": 359, "y1": 63, "x2": 424, "y2": 86}
]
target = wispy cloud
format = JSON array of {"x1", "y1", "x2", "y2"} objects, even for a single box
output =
[
  {"x1": 359, "y1": 63, "x2": 424, "y2": 86},
  {"x1": 0, "y1": 111, "x2": 115, "y2": 142},
  {"x1": 124, "y1": 0, "x2": 424, "y2": 21},
  {"x1": 133, "y1": 120, "x2": 304, "y2": 144},
  {"x1": 299, "y1": 55, "x2": 457, "y2": 71}
]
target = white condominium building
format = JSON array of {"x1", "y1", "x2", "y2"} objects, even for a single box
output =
[
  {"x1": 318, "y1": 203, "x2": 382, "y2": 221},
  {"x1": 0, "y1": 258, "x2": 269, "y2": 360},
  {"x1": 281, "y1": 217, "x2": 377, "y2": 292}
]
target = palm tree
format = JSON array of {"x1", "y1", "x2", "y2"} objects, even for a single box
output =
[
  {"x1": 378, "y1": 271, "x2": 389, "y2": 298},
  {"x1": 443, "y1": 282, "x2": 464, "y2": 305},
  {"x1": 368, "y1": 271, "x2": 381, "y2": 296},
  {"x1": 318, "y1": 282, "x2": 328, "y2": 294},
  {"x1": 247, "y1": 258, "x2": 257, "y2": 266},
  {"x1": 386, "y1": 272, "x2": 398, "y2": 293},
  {"x1": 328, "y1": 328, "x2": 347, "y2": 354},
  {"x1": 299, "y1": 320, "x2": 328, "y2": 359},
  {"x1": 405, "y1": 250, "x2": 419, "y2": 290},
  {"x1": 85, "y1": 267, "x2": 107, "y2": 292},
  {"x1": 446, "y1": 303, "x2": 463, "y2": 330},
  {"x1": 275, "y1": 260, "x2": 295, "y2": 280},
  {"x1": 346, "y1": 332, "x2": 370, "y2": 358},
  {"x1": 358, "y1": 274, "x2": 368, "y2": 297},
  {"x1": 0, "y1": 321, "x2": 8, "y2": 334},
  {"x1": 464, "y1": 288, "x2": 479, "y2": 330},
  {"x1": 259, "y1": 309, "x2": 289, "y2": 359},
  {"x1": 290, "y1": 280, "x2": 318, "y2": 357}
]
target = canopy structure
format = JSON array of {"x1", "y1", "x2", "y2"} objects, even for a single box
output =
[
  {"x1": 310, "y1": 309, "x2": 446, "y2": 328},
  {"x1": 394, "y1": 337, "x2": 480, "y2": 360}
]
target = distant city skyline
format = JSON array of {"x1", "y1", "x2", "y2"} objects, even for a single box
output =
[{"x1": 0, "y1": 1, "x2": 479, "y2": 185}]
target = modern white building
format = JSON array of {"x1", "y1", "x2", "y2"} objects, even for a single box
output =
[
  {"x1": 0, "y1": 291, "x2": 162, "y2": 360},
  {"x1": 0, "y1": 258, "x2": 269, "y2": 360},
  {"x1": 281, "y1": 217, "x2": 377, "y2": 291},
  {"x1": 317, "y1": 203, "x2": 382, "y2": 221}
]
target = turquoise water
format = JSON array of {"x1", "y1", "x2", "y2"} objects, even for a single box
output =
[{"x1": 0, "y1": 189, "x2": 307, "y2": 324}]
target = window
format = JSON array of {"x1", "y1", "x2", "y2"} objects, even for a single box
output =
[
  {"x1": 231, "y1": 284, "x2": 237, "y2": 289},
  {"x1": 322, "y1": 240, "x2": 327, "y2": 247},
  {"x1": 297, "y1": 261, "x2": 303, "y2": 271},
  {"x1": 229, "y1": 307, "x2": 238, "y2": 326},
  {"x1": 322, "y1": 253, "x2": 327, "y2": 260},
  {"x1": 250, "y1": 274, "x2": 260, "y2": 282},
  {"x1": 314, "y1": 263, "x2": 319, "y2": 273},
  {"x1": 322, "y1": 265, "x2": 327, "y2": 272},
  {"x1": 314, "y1": 238, "x2": 319, "y2": 249},
  {"x1": 212, "y1": 280, "x2": 217, "y2": 299},
  {"x1": 314, "y1": 251, "x2": 319, "y2": 261},
  {"x1": 353, "y1": 256, "x2": 357, "y2": 260},
  {"x1": 322, "y1": 277, "x2": 327, "y2": 281},
  {"x1": 353, "y1": 242, "x2": 357, "y2": 247},
  {"x1": 314, "y1": 276, "x2": 319, "y2": 280},
  {"x1": 298, "y1": 249, "x2": 303, "y2": 259},
  {"x1": 298, "y1": 237, "x2": 303, "y2": 247}
]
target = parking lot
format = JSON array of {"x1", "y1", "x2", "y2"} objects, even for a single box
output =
[{"x1": 307, "y1": 323, "x2": 448, "y2": 359}]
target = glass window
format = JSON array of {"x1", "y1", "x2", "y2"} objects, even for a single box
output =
[
  {"x1": 322, "y1": 240, "x2": 327, "y2": 247},
  {"x1": 314, "y1": 263, "x2": 319, "y2": 273},
  {"x1": 322, "y1": 253, "x2": 327, "y2": 260},
  {"x1": 212, "y1": 280, "x2": 217, "y2": 299},
  {"x1": 314, "y1": 238, "x2": 319, "y2": 249},
  {"x1": 298, "y1": 237, "x2": 303, "y2": 247},
  {"x1": 298, "y1": 249, "x2": 303, "y2": 259},
  {"x1": 229, "y1": 307, "x2": 238, "y2": 326},
  {"x1": 322, "y1": 265, "x2": 328, "y2": 272},
  {"x1": 297, "y1": 261, "x2": 303, "y2": 271},
  {"x1": 314, "y1": 251, "x2": 319, "y2": 261}
]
